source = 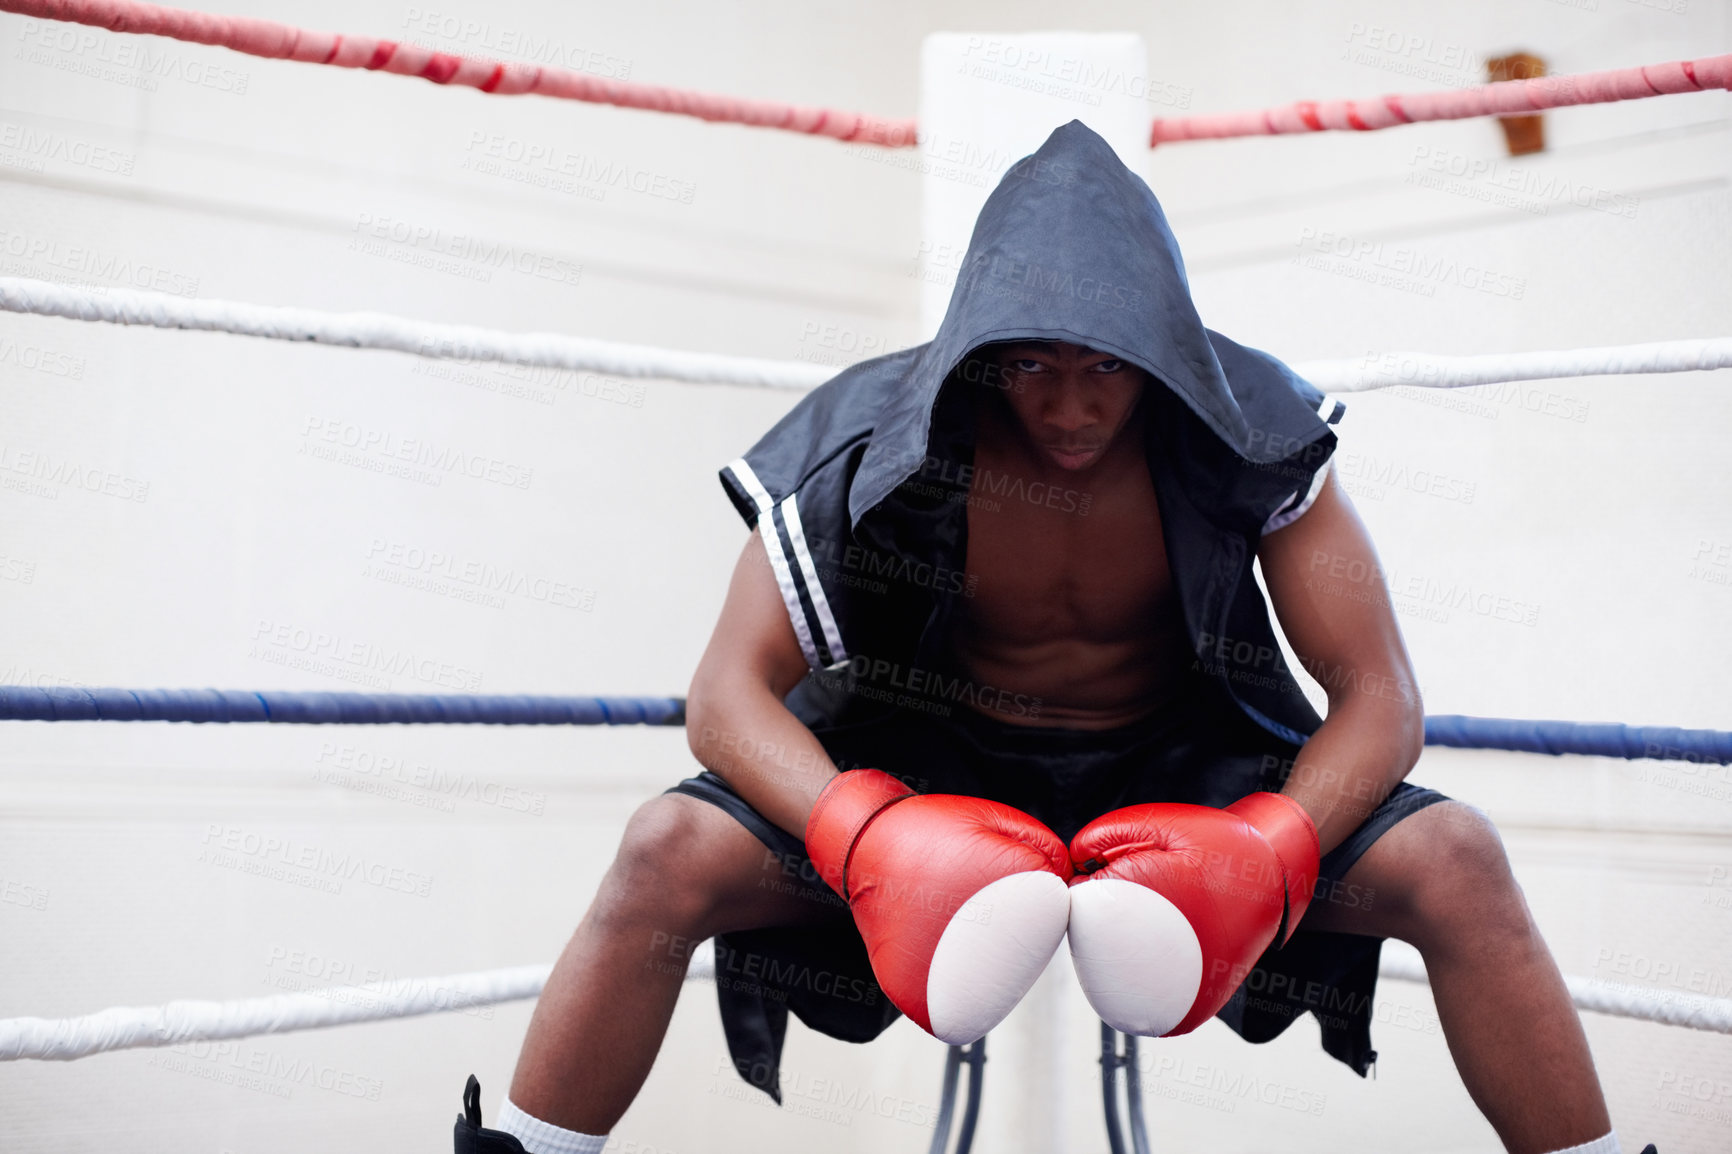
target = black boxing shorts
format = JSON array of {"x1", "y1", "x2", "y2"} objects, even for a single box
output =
[{"x1": 667, "y1": 670, "x2": 1448, "y2": 1103}]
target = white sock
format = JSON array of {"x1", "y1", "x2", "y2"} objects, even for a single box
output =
[
  {"x1": 493, "y1": 1096, "x2": 609, "y2": 1154},
  {"x1": 1543, "y1": 1132, "x2": 1621, "y2": 1154}
]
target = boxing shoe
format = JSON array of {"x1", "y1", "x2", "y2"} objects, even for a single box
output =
[
  {"x1": 1066, "y1": 792, "x2": 1319, "y2": 1037},
  {"x1": 454, "y1": 1076, "x2": 529, "y2": 1154},
  {"x1": 805, "y1": 768, "x2": 1073, "y2": 1044}
]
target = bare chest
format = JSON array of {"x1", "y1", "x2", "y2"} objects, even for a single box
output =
[{"x1": 959, "y1": 454, "x2": 1176, "y2": 645}]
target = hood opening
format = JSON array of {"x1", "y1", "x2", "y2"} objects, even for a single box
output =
[{"x1": 853, "y1": 120, "x2": 1333, "y2": 529}]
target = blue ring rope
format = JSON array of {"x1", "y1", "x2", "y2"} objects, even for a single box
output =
[
  {"x1": 0, "y1": 687, "x2": 684, "y2": 727},
  {"x1": 0, "y1": 689, "x2": 1724, "y2": 763},
  {"x1": 1424, "y1": 715, "x2": 1731, "y2": 764}
]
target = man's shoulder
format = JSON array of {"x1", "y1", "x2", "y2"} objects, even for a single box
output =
[
  {"x1": 723, "y1": 345, "x2": 924, "y2": 518},
  {"x1": 1206, "y1": 330, "x2": 1341, "y2": 422}
]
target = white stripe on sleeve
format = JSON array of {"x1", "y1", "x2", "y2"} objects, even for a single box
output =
[
  {"x1": 1261, "y1": 459, "x2": 1333, "y2": 535},
  {"x1": 723, "y1": 458, "x2": 821, "y2": 668},
  {"x1": 780, "y1": 494, "x2": 848, "y2": 664}
]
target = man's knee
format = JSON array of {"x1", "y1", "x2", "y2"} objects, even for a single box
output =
[
  {"x1": 599, "y1": 795, "x2": 746, "y2": 935},
  {"x1": 1400, "y1": 802, "x2": 1529, "y2": 943}
]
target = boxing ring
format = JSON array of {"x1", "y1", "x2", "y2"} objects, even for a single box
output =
[
  {"x1": 0, "y1": 686, "x2": 1729, "y2": 1150},
  {"x1": 3, "y1": 2, "x2": 1730, "y2": 1151}
]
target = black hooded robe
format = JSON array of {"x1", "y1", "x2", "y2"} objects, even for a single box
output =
[{"x1": 679, "y1": 121, "x2": 1445, "y2": 1101}]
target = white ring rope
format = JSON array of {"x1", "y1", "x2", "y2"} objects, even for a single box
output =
[
  {"x1": 0, "y1": 964, "x2": 552, "y2": 1062},
  {"x1": 2, "y1": 276, "x2": 1728, "y2": 395},
  {"x1": 1296, "y1": 339, "x2": 1732, "y2": 394},
  {"x1": 1, "y1": 942, "x2": 1723, "y2": 1062},
  {"x1": 1, "y1": 949, "x2": 720, "y2": 1063},
  {"x1": 0, "y1": 276, "x2": 829, "y2": 392},
  {"x1": 1378, "y1": 952, "x2": 1732, "y2": 1034}
]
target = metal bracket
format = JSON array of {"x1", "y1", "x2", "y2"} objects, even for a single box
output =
[
  {"x1": 1100, "y1": 1023, "x2": 1151, "y2": 1154},
  {"x1": 927, "y1": 1022, "x2": 1152, "y2": 1152},
  {"x1": 928, "y1": 1036, "x2": 987, "y2": 1154}
]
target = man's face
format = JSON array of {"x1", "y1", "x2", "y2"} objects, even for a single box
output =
[{"x1": 978, "y1": 340, "x2": 1147, "y2": 472}]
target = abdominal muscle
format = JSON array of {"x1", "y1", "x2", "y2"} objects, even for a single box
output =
[{"x1": 947, "y1": 619, "x2": 1193, "y2": 730}]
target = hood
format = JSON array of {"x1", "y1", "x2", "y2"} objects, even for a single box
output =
[{"x1": 850, "y1": 119, "x2": 1333, "y2": 526}]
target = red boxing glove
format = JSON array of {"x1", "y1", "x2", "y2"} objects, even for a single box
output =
[
  {"x1": 1065, "y1": 793, "x2": 1320, "y2": 1038},
  {"x1": 805, "y1": 769, "x2": 1073, "y2": 1044}
]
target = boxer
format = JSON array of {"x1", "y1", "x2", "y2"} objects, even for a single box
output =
[{"x1": 461, "y1": 123, "x2": 1626, "y2": 1154}]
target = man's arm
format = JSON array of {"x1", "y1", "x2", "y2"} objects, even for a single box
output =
[
  {"x1": 685, "y1": 532, "x2": 839, "y2": 837},
  {"x1": 1256, "y1": 470, "x2": 1426, "y2": 854}
]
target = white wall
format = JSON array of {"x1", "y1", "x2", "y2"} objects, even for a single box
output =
[{"x1": 0, "y1": 2, "x2": 1727, "y2": 1152}]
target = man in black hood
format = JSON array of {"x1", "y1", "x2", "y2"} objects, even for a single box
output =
[{"x1": 467, "y1": 122, "x2": 1618, "y2": 1154}]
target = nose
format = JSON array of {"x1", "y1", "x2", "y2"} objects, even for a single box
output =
[{"x1": 1042, "y1": 374, "x2": 1095, "y2": 433}]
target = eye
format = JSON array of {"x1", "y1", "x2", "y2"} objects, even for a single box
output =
[
  {"x1": 1091, "y1": 359, "x2": 1125, "y2": 373},
  {"x1": 1011, "y1": 358, "x2": 1045, "y2": 373}
]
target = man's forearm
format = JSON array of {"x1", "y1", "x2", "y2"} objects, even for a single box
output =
[
  {"x1": 685, "y1": 688, "x2": 839, "y2": 838},
  {"x1": 1279, "y1": 694, "x2": 1424, "y2": 854}
]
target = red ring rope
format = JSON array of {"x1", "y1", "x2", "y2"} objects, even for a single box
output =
[
  {"x1": 5, "y1": 1, "x2": 1728, "y2": 150},
  {"x1": 3, "y1": 0, "x2": 919, "y2": 145},
  {"x1": 1150, "y1": 53, "x2": 1731, "y2": 145}
]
